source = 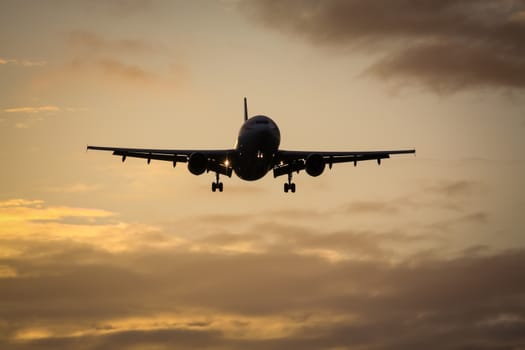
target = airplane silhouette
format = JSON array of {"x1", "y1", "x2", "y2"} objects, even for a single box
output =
[{"x1": 88, "y1": 98, "x2": 415, "y2": 193}]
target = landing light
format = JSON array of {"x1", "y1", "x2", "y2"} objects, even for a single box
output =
[{"x1": 225, "y1": 159, "x2": 230, "y2": 166}]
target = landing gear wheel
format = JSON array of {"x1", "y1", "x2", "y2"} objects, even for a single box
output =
[
  {"x1": 212, "y1": 172, "x2": 223, "y2": 193},
  {"x1": 283, "y1": 173, "x2": 296, "y2": 193}
]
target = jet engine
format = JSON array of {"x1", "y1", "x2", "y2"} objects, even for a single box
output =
[
  {"x1": 188, "y1": 153, "x2": 207, "y2": 175},
  {"x1": 305, "y1": 154, "x2": 325, "y2": 177}
]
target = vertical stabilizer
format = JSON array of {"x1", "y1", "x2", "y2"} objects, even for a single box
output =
[{"x1": 244, "y1": 97, "x2": 248, "y2": 122}]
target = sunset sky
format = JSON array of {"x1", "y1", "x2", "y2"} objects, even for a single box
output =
[{"x1": 1, "y1": 1, "x2": 525, "y2": 349}]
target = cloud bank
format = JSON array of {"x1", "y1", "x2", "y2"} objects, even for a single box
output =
[
  {"x1": 1, "y1": 198, "x2": 524, "y2": 349},
  {"x1": 241, "y1": 0, "x2": 525, "y2": 92}
]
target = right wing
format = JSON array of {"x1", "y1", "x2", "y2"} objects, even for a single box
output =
[
  {"x1": 86, "y1": 146, "x2": 235, "y2": 176},
  {"x1": 273, "y1": 149, "x2": 415, "y2": 177}
]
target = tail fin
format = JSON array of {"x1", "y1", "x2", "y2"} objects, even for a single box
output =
[{"x1": 244, "y1": 97, "x2": 248, "y2": 122}]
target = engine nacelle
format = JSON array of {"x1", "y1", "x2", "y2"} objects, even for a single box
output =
[
  {"x1": 188, "y1": 153, "x2": 207, "y2": 175},
  {"x1": 305, "y1": 154, "x2": 325, "y2": 177}
]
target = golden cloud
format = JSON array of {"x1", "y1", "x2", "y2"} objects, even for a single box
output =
[
  {"x1": 1, "y1": 198, "x2": 524, "y2": 349},
  {"x1": 12, "y1": 311, "x2": 341, "y2": 342},
  {"x1": 0, "y1": 58, "x2": 46, "y2": 67},
  {"x1": 0, "y1": 199, "x2": 44, "y2": 207},
  {"x1": 2, "y1": 106, "x2": 60, "y2": 114},
  {"x1": 0, "y1": 199, "x2": 125, "y2": 253},
  {"x1": 0, "y1": 199, "x2": 114, "y2": 223}
]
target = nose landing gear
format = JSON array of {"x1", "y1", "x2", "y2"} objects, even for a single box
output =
[
  {"x1": 212, "y1": 172, "x2": 223, "y2": 192},
  {"x1": 284, "y1": 173, "x2": 296, "y2": 193}
]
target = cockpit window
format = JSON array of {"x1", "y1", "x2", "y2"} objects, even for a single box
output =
[{"x1": 255, "y1": 120, "x2": 269, "y2": 124}]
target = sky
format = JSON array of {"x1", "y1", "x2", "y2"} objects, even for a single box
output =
[{"x1": 1, "y1": 0, "x2": 525, "y2": 349}]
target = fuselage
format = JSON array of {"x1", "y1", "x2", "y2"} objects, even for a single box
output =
[{"x1": 233, "y1": 115, "x2": 280, "y2": 181}]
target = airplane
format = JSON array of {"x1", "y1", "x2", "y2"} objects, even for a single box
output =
[{"x1": 87, "y1": 98, "x2": 415, "y2": 193}]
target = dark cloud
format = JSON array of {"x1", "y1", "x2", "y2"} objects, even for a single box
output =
[
  {"x1": 366, "y1": 41, "x2": 525, "y2": 93},
  {"x1": 194, "y1": 225, "x2": 387, "y2": 259},
  {"x1": 2, "y1": 232, "x2": 525, "y2": 349},
  {"x1": 341, "y1": 200, "x2": 399, "y2": 214},
  {"x1": 241, "y1": 0, "x2": 525, "y2": 92},
  {"x1": 461, "y1": 211, "x2": 489, "y2": 223},
  {"x1": 428, "y1": 180, "x2": 479, "y2": 198},
  {"x1": 428, "y1": 211, "x2": 489, "y2": 233},
  {"x1": 1, "y1": 199, "x2": 522, "y2": 349}
]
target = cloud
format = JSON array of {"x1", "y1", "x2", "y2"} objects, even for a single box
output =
[
  {"x1": 60, "y1": 57, "x2": 157, "y2": 84},
  {"x1": 44, "y1": 183, "x2": 101, "y2": 194},
  {"x1": 0, "y1": 198, "x2": 114, "y2": 224},
  {"x1": 341, "y1": 200, "x2": 399, "y2": 214},
  {"x1": 2, "y1": 241, "x2": 525, "y2": 349},
  {"x1": 0, "y1": 199, "x2": 43, "y2": 208},
  {"x1": 241, "y1": 0, "x2": 525, "y2": 92},
  {"x1": 82, "y1": 0, "x2": 155, "y2": 16},
  {"x1": 511, "y1": 10, "x2": 525, "y2": 22},
  {"x1": 64, "y1": 31, "x2": 158, "y2": 83},
  {"x1": 14, "y1": 122, "x2": 30, "y2": 129},
  {"x1": 67, "y1": 31, "x2": 154, "y2": 54},
  {"x1": 1, "y1": 106, "x2": 64, "y2": 128},
  {"x1": 96, "y1": 58, "x2": 155, "y2": 82},
  {"x1": 0, "y1": 58, "x2": 46, "y2": 67},
  {"x1": 2, "y1": 106, "x2": 60, "y2": 114},
  {"x1": 0, "y1": 199, "x2": 177, "y2": 255},
  {"x1": 365, "y1": 41, "x2": 525, "y2": 93},
  {"x1": 0, "y1": 265, "x2": 17, "y2": 278},
  {"x1": 428, "y1": 180, "x2": 479, "y2": 198},
  {"x1": 425, "y1": 179, "x2": 483, "y2": 201},
  {"x1": 29, "y1": 31, "x2": 186, "y2": 89},
  {"x1": 1, "y1": 198, "x2": 524, "y2": 349}
]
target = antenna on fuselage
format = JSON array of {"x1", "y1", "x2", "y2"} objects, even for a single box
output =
[{"x1": 244, "y1": 97, "x2": 248, "y2": 122}]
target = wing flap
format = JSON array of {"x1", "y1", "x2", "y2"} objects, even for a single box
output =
[
  {"x1": 327, "y1": 153, "x2": 390, "y2": 164},
  {"x1": 112, "y1": 150, "x2": 187, "y2": 163}
]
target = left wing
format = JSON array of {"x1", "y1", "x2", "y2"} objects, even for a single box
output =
[
  {"x1": 273, "y1": 149, "x2": 415, "y2": 177},
  {"x1": 86, "y1": 146, "x2": 235, "y2": 176}
]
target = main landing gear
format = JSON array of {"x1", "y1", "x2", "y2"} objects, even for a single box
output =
[
  {"x1": 212, "y1": 172, "x2": 223, "y2": 192},
  {"x1": 284, "y1": 173, "x2": 296, "y2": 193}
]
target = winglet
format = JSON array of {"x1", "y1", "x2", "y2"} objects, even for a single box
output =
[{"x1": 244, "y1": 97, "x2": 248, "y2": 122}]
